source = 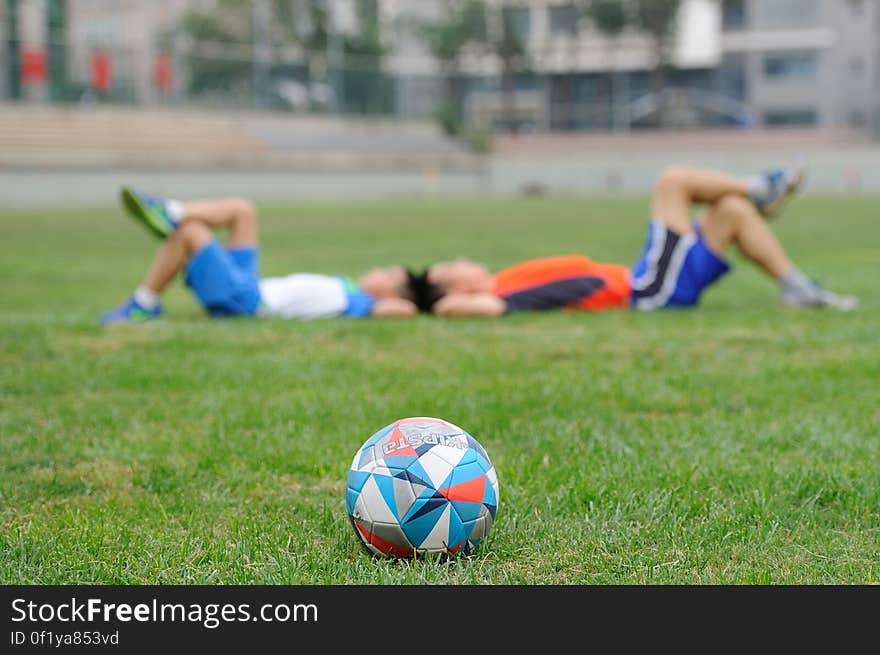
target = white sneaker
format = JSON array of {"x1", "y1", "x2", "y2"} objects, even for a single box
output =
[
  {"x1": 753, "y1": 163, "x2": 807, "y2": 219},
  {"x1": 781, "y1": 287, "x2": 860, "y2": 311}
]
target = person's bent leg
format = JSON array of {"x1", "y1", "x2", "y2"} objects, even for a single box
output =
[
  {"x1": 120, "y1": 187, "x2": 258, "y2": 248},
  {"x1": 649, "y1": 164, "x2": 805, "y2": 233},
  {"x1": 649, "y1": 166, "x2": 751, "y2": 234},
  {"x1": 179, "y1": 197, "x2": 258, "y2": 248},
  {"x1": 142, "y1": 220, "x2": 214, "y2": 294},
  {"x1": 100, "y1": 221, "x2": 213, "y2": 324},
  {"x1": 698, "y1": 194, "x2": 792, "y2": 278},
  {"x1": 699, "y1": 194, "x2": 858, "y2": 310}
]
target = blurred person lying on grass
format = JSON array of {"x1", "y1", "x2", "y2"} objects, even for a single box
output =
[
  {"x1": 410, "y1": 164, "x2": 859, "y2": 317},
  {"x1": 101, "y1": 188, "x2": 421, "y2": 324}
]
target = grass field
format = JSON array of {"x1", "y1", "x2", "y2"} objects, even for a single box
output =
[{"x1": 1, "y1": 194, "x2": 878, "y2": 584}]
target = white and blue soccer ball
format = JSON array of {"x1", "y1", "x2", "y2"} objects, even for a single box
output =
[{"x1": 345, "y1": 417, "x2": 499, "y2": 558}]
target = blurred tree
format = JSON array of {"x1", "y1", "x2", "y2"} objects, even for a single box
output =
[
  {"x1": 46, "y1": 0, "x2": 68, "y2": 102},
  {"x1": 422, "y1": 0, "x2": 488, "y2": 135},
  {"x1": 423, "y1": 1, "x2": 531, "y2": 134},
  {"x1": 181, "y1": 0, "x2": 255, "y2": 101},
  {"x1": 491, "y1": 6, "x2": 528, "y2": 133},
  {"x1": 181, "y1": 0, "x2": 388, "y2": 113},
  {"x1": 632, "y1": 0, "x2": 681, "y2": 126},
  {"x1": 6, "y1": 0, "x2": 21, "y2": 100},
  {"x1": 341, "y1": 0, "x2": 392, "y2": 115},
  {"x1": 586, "y1": 0, "x2": 628, "y2": 129}
]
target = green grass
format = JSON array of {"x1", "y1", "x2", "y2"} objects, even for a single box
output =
[{"x1": 1, "y1": 195, "x2": 878, "y2": 584}]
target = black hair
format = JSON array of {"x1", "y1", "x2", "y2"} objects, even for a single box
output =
[{"x1": 405, "y1": 268, "x2": 444, "y2": 313}]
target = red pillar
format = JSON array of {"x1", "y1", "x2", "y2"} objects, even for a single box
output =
[{"x1": 90, "y1": 49, "x2": 112, "y2": 93}]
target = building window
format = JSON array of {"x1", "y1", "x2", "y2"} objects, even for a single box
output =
[
  {"x1": 549, "y1": 4, "x2": 580, "y2": 36},
  {"x1": 758, "y1": 0, "x2": 819, "y2": 29},
  {"x1": 721, "y1": 0, "x2": 747, "y2": 32},
  {"x1": 764, "y1": 109, "x2": 818, "y2": 126},
  {"x1": 847, "y1": 0, "x2": 865, "y2": 18},
  {"x1": 502, "y1": 7, "x2": 531, "y2": 43},
  {"x1": 849, "y1": 57, "x2": 865, "y2": 75},
  {"x1": 716, "y1": 54, "x2": 748, "y2": 102},
  {"x1": 763, "y1": 52, "x2": 818, "y2": 80},
  {"x1": 877, "y1": 53, "x2": 880, "y2": 89},
  {"x1": 849, "y1": 110, "x2": 867, "y2": 128}
]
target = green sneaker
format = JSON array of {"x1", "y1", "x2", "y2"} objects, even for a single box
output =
[
  {"x1": 100, "y1": 296, "x2": 163, "y2": 324},
  {"x1": 120, "y1": 187, "x2": 180, "y2": 239}
]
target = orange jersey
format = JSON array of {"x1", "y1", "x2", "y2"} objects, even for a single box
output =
[{"x1": 491, "y1": 255, "x2": 632, "y2": 313}]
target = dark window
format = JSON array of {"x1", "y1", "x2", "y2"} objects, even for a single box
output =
[
  {"x1": 850, "y1": 57, "x2": 865, "y2": 75},
  {"x1": 502, "y1": 7, "x2": 531, "y2": 43},
  {"x1": 716, "y1": 54, "x2": 747, "y2": 98},
  {"x1": 849, "y1": 110, "x2": 867, "y2": 128},
  {"x1": 877, "y1": 53, "x2": 880, "y2": 89},
  {"x1": 722, "y1": 0, "x2": 747, "y2": 32},
  {"x1": 847, "y1": 0, "x2": 865, "y2": 17},
  {"x1": 763, "y1": 52, "x2": 818, "y2": 80},
  {"x1": 764, "y1": 109, "x2": 818, "y2": 126},
  {"x1": 759, "y1": 0, "x2": 819, "y2": 28},
  {"x1": 549, "y1": 4, "x2": 580, "y2": 36}
]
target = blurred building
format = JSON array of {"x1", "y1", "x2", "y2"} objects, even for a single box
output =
[
  {"x1": 2, "y1": 0, "x2": 878, "y2": 134},
  {"x1": 2, "y1": 0, "x2": 199, "y2": 104},
  {"x1": 720, "y1": 0, "x2": 879, "y2": 131},
  {"x1": 382, "y1": 0, "x2": 878, "y2": 132}
]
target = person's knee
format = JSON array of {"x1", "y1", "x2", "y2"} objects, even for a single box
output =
[
  {"x1": 176, "y1": 219, "x2": 212, "y2": 250},
  {"x1": 654, "y1": 166, "x2": 691, "y2": 196},
  {"x1": 229, "y1": 197, "x2": 257, "y2": 224},
  {"x1": 714, "y1": 193, "x2": 753, "y2": 217}
]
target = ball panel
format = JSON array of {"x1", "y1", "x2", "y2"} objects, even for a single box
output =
[
  {"x1": 368, "y1": 521, "x2": 415, "y2": 556},
  {"x1": 415, "y1": 449, "x2": 456, "y2": 489},
  {"x1": 449, "y1": 499, "x2": 484, "y2": 524},
  {"x1": 443, "y1": 461, "x2": 488, "y2": 502},
  {"x1": 357, "y1": 475, "x2": 398, "y2": 524},
  {"x1": 425, "y1": 442, "x2": 470, "y2": 469},
  {"x1": 463, "y1": 514, "x2": 488, "y2": 544},
  {"x1": 401, "y1": 499, "x2": 448, "y2": 548},
  {"x1": 413, "y1": 503, "x2": 452, "y2": 551}
]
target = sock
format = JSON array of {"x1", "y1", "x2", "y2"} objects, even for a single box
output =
[
  {"x1": 779, "y1": 268, "x2": 819, "y2": 297},
  {"x1": 133, "y1": 286, "x2": 161, "y2": 310},
  {"x1": 165, "y1": 199, "x2": 184, "y2": 227}
]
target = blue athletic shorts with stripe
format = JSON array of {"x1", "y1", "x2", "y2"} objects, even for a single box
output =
[
  {"x1": 185, "y1": 240, "x2": 261, "y2": 317},
  {"x1": 630, "y1": 219, "x2": 730, "y2": 310}
]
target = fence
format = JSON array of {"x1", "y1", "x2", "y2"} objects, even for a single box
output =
[{"x1": 0, "y1": 34, "x2": 818, "y2": 136}]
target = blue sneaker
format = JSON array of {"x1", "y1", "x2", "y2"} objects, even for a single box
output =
[
  {"x1": 120, "y1": 186, "x2": 179, "y2": 239},
  {"x1": 100, "y1": 297, "x2": 163, "y2": 324},
  {"x1": 752, "y1": 164, "x2": 806, "y2": 219}
]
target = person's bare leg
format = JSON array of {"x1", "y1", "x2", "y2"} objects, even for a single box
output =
[
  {"x1": 100, "y1": 220, "x2": 217, "y2": 323},
  {"x1": 142, "y1": 220, "x2": 214, "y2": 294},
  {"x1": 178, "y1": 197, "x2": 258, "y2": 248},
  {"x1": 698, "y1": 194, "x2": 858, "y2": 310},
  {"x1": 650, "y1": 166, "x2": 751, "y2": 234},
  {"x1": 698, "y1": 194, "x2": 792, "y2": 279}
]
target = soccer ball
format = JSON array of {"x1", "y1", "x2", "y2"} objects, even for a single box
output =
[{"x1": 345, "y1": 416, "x2": 499, "y2": 558}]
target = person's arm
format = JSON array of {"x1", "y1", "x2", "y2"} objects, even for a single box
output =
[
  {"x1": 370, "y1": 297, "x2": 419, "y2": 318},
  {"x1": 433, "y1": 293, "x2": 508, "y2": 317}
]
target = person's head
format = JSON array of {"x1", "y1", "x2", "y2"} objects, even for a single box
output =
[
  {"x1": 357, "y1": 266, "x2": 411, "y2": 300},
  {"x1": 358, "y1": 259, "x2": 492, "y2": 313},
  {"x1": 426, "y1": 258, "x2": 493, "y2": 296}
]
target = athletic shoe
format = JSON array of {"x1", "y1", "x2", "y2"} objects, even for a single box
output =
[
  {"x1": 752, "y1": 163, "x2": 806, "y2": 219},
  {"x1": 100, "y1": 297, "x2": 163, "y2": 324},
  {"x1": 781, "y1": 284, "x2": 859, "y2": 311},
  {"x1": 120, "y1": 186, "x2": 179, "y2": 239}
]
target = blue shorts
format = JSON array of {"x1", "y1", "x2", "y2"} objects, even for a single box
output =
[
  {"x1": 185, "y1": 240, "x2": 261, "y2": 317},
  {"x1": 630, "y1": 220, "x2": 730, "y2": 310}
]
